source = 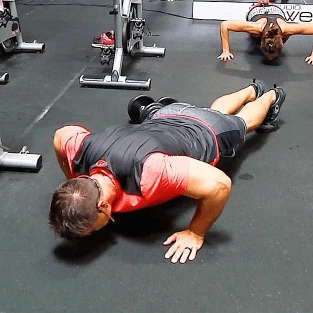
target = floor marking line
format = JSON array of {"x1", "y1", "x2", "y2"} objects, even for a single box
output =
[{"x1": 21, "y1": 64, "x2": 92, "y2": 139}]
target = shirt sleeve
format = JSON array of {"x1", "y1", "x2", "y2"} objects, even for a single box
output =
[
  {"x1": 140, "y1": 153, "x2": 190, "y2": 204},
  {"x1": 60, "y1": 125, "x2": 91, "y2": 174}
]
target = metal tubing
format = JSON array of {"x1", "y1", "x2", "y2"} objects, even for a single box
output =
[
  {"x1": 114, "y1": 0, "x2": 123, "y2": 50},
  {"x1": 14, "y1": 42, "x2": 45, "y2": 52},
  {"x1": 132, "y1": 45, "x2": 165, "y2": 57},
  {"x1": 121, "y1": 0, "x2": 131, "y2": 17},
  {"x1": 0, "y1": 72, "x2": 9, "y2": 83},
  {"x1": 0, "y1": 152, "x2": 42, "y2": 170},
  {"x1": 79, "y1": 74, "x2": 151, "y2": 90},
  {"x1": 134, "y1": 0, "x2": 144, "y2": 50},
  {"x1": 112, "y1": 47, "x2": 123, "y2": 75}
]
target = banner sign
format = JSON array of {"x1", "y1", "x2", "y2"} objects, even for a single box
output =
[{"x1": 193, "y1": 1, "x2": 313, "y2": 23}]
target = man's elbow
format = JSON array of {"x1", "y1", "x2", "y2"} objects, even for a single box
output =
[
  {"x1": 223, "y1": 175, "x2": 232, "y2": 190},
  {"x1": 214, "y1": 175, "x2": 232, "y2": 198},
  {"x1": 54, "y1": 126, "x2": 69, "y2": 149},
  {"x1": 53, "y1": 133, "x2": 60, "y2": 152},
  {"x1": 54, "y1": 127, "x2": 66, "y2": 141}
]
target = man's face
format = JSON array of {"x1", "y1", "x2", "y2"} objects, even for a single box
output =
[{"x1": 80, "y1": 212, "x2": 110, "y2": 237}]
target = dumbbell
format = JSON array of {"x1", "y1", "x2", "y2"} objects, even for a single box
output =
[
  {"x1": 157, "y1": 96, "x2": 179, "y2": 106},
  {"x1": 128, "y1": 95, "x2": 178, "y2": 124}
]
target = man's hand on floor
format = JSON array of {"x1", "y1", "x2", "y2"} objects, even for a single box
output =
[{"x1": 163, "y1": 229, "x2": 204, "y2": 264}]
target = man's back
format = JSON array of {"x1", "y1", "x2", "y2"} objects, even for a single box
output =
[{"x1": 73, "y1": 117, "x2": 218, "y2": 194}]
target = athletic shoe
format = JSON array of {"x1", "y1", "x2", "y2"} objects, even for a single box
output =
[
  {"x1": 92, "y1": 30, "x2": 115, "y2": 48},
  {"x1": 256, "y1": 86, "x2": 286, "y2": 133},
  {"x1": 249, "y1": 79, "x2": 265, "y2": 100}
]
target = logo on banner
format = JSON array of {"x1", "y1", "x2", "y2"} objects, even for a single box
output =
[{"x1": 279, "y1": 4, "x2": 313, "y2": 23}]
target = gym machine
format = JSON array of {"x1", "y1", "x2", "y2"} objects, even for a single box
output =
[
  {"x1": 0, "y1": 0, "x2": 45, "y2": 84},
  {"x1": 79, "y1": 0, "x2": 165, "y2": 90},
  {"x1": 0, "y1": 137, "x2": 42, "y2": 171}
]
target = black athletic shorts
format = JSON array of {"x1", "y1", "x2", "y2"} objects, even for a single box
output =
[{"x1": 152, "y1": 103, "x2": 247, "y2": 157}]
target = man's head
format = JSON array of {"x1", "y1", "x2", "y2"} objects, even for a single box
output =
[
  {"x1": 49, "y1": 176, "x2": 113, "y2": 239},
  {"x1": 261, "y1": 24, "x2": 284, "y2": 60}
]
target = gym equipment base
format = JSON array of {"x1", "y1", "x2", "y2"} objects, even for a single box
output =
[
  {"x1": 0, "y1": 72, "x2": 9, "y2": 84},
  {"x1": 14, "y1": 41, "x2": 45, "y2": 53},
  {"x1": 0, "y1": 146, "x2": 42, "y2": 172},
  {"x1": 79, "y1": 46, "x2": 164, "y2": 90},
  {"x1": 80, "y1": 73, "x2": 151, "y2": 90},
  {"x1": 79, "y1": 41, "x2": 165, "y2": 91}
]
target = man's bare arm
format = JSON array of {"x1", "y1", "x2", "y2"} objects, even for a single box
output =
[
  {"x1": 164, "y1": 158, "x2": 232, "y2": 263},
  {"x1": 186, "y1": 159, "x2": 232, "y2": 237},
  {"x1": 53, "y1": 127, "x2": 73, "y2": 179}
]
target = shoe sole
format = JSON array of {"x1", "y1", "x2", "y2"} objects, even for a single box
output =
[
  {"x1": 256, "y1": 116, "x2": 280, "y2": 133},
  {"x1": 91, "y1": 43, "x2": 114, "y2": 48}
]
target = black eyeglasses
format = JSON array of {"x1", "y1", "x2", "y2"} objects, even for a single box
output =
[{"x1": 77, "y1": 175, "x2": 115, "y2": 223}]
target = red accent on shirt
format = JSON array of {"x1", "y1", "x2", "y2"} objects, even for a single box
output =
[
  {"x1": 89, "y1": 153, "x2": 190, "y2": 213},
  {"x1": 96, "y1": 160, "x2": 108, "y2": 167},
  {"x1": 60, "y1": 125, "x2": 91, "y2": 177}
]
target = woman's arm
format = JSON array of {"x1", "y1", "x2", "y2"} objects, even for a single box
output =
[
  {"x1": 281, "y1": 22, "x2": 313, "y2": 65},
  {"x1": 218, "y1": 20, "x2": 262, "y2": 61},
  {"x1": 282, "y1": 22, "x2": 313, "y2": 36}
]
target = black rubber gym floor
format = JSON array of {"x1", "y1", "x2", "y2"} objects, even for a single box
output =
[{"x1": 1, "y1": 0, "x2": 313, "y2": 312}]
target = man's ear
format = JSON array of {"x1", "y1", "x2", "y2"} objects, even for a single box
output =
[{"x1": 98, "y1": 200, "x2": 108, "y2": 212}]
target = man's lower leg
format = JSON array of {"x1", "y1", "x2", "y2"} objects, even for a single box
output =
[
  {"x1": 210, "y1": 80, "x2": 265, "y2": 114},
  {"x1": 235, "y1": 90, "x2": 276, "y2": 132}
]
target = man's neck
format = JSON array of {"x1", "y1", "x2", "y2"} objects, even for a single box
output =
[{"x1": 91, "y1": 173, "x2": 116, "y2": 204}]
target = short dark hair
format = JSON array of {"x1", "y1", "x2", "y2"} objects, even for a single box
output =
[
  {"x1": 261, "y1": 24, "x2": 283, "y2": 60},
  {"x1": 49, "y1": 178, "x2": 99, "y2": 238}
]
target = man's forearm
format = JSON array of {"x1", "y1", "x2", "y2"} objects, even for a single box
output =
[
  {"x1": 188, "y1": 183, "x2": 231, "y2": 238},
  {"x1": 55, "y1": 150, "x2": 72, "y2": 179}
]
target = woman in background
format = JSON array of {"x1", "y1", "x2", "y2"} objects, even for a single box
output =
[{"x1": 218, "y1": 0, "x2": 313, "y2": 64}]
